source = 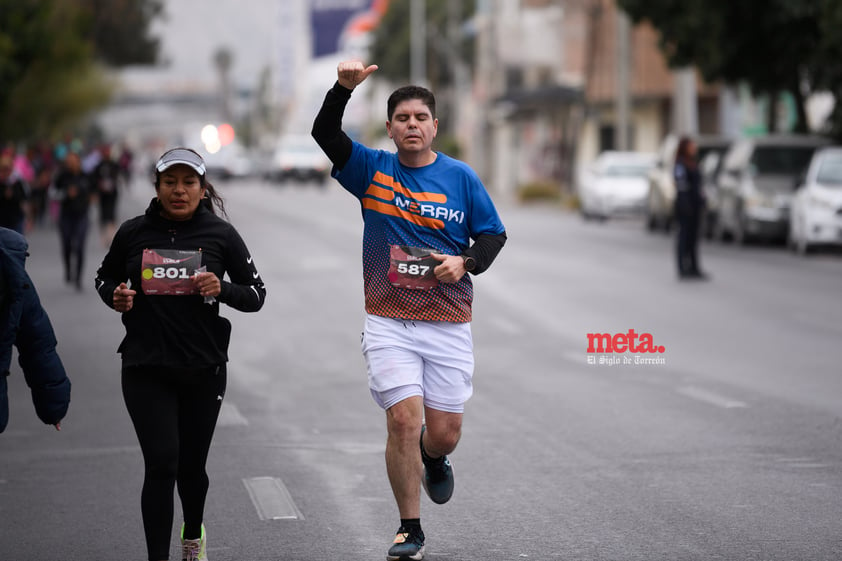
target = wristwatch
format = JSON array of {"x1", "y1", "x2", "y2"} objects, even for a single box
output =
[{"x1": 461, "y1": 255, "x2": 476, "y2": 272}]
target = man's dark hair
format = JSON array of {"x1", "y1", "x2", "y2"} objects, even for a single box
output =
[{"x1": 387, "y1": 85, "x2": 436, "y2": 121}]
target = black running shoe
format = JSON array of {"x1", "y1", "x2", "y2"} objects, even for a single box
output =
[
  {"x1": 387, "y1": 525, "x2": 425, "y2": 561},
  {"x1": 420, "y1": 425, "x2": 454, "y2": 504}
]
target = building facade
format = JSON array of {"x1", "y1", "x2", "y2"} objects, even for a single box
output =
[{"x1": 472, "y1": 0, "x2": 722, "y2": 199}]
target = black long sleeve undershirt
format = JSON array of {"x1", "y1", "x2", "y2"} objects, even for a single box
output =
[
  {"x1": 311, "y1": 81, "x2": 354, "y2": 169},
  {"x1": 462, "y1": 232, "x2": 507, "y2": 275},
  {"x1": 311, "y1": 82, "x2": 507, "y2": 275}
]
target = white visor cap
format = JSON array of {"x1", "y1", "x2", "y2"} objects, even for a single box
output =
[{"x1": 155, "y1": 148, "x2": 207, "y2": 176}]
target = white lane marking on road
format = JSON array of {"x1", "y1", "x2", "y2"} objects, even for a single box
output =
[
  {"x1": 243, "y1": 477, "x2": 304, "y2": 520},
  {"x1": 774, "y1": 457, "x2": 829, "y2": 469},
  {"x1": 676, "y1": 386, "x2": 748, "y2": 409},
  {"x1": 217, "y1": 402, "x2": 249, "y2": 427}
]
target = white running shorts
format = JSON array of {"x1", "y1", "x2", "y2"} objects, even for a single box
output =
[{"x1": 361, "y1": 314, "x2": 474, "y2": 413}]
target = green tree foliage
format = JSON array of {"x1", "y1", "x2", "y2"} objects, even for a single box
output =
[
  {"x1": 78, "y1": 0, "x2": 162, "y2": 66},
  {"x1": 618, "y1": 0, "x2": 842, "y2": 137},
  {"x1": 812, "y1": 0, "x2": 842, "y2": 138},
  {"x1": 368, "y1": 0, "x2": 475, "y2": 90},
  {"x1": 0, "y1": 0, "x2": 161, "y2": 143}
]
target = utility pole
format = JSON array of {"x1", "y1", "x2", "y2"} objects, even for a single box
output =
[
  {"x1": 673, "y1": 68, "x2": 699, "y2": 135},
  {"x1": 411, "y1": 0, "x2": 427, "y2": 86},
  {"x1": 615, "y1": 8, "x2": 631, "y2": 150},
  {"x1": 213, "y1": 47, "x2": 233, "y2": 123},
  {"x1": 447, "y1": 0, "x2": 469, "y2": 139}
]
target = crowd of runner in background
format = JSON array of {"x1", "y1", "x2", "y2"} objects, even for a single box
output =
[{"x1": 0, "y1": 138, "x2": 135, "y2": 244}]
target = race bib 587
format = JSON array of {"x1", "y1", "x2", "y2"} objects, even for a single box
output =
[{"x1": 388, "y1": 245, "x2": 440, "y2": 290}]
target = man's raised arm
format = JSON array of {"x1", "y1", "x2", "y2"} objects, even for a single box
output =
[{"x1": 312, "y1": 61, "x2": 379, "y2": 170}]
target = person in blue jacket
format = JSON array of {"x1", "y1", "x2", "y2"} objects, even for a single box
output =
[
  {"x1": 0, "y1": 226, "x2": 71, "y2": 433},
  {"x1": 674, "y1": 137, "x2": 709, "y2": 280}
]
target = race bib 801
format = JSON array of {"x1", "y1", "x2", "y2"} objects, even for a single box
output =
[
  {"x1": 388, "y1": 245, "x2": 440, "y2": 290},
  {"x1": 141, "y1": 249, "x2": 202, "y2": 295}
]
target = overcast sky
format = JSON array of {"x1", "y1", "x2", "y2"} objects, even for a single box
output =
[
  {"x1": 121, "y1": 0, "x2": 284, "y2": 94},
  {"x1": 106, "y1": 0, "x2": 380, "y2": 144}
]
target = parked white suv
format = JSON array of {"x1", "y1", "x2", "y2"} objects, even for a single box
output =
[
  {"x1": 789, "y1": 146, "x2": 842, "y2": 254},
  {"x1": 714, "y1": 134, "x2": 830, "y2": 244}
]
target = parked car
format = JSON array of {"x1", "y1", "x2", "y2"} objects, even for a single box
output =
[
  {"x1": 788, "y1": 146, "x2": 842, "y2": 254},
  {"x1": 645, "y1": 134, "x2": 730, "y2": 232},
  {"x1": 265, "y1": 134, "x2": 331, "y2": 184},
  {"x1": 714, "y1": 134, "x2": 831, "y2": 244},
  {"x1": 576, "y1": 151, "x2": 656, "y2": 220},
  {"x1": 199, "y1": 141, "x2": 256, "y2": 180}
]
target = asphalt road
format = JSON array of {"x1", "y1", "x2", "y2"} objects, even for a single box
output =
[{"x1": 1, "y1": 177, "x2": 841, "y2": 561}]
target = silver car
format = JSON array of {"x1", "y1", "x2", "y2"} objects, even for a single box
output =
[
  {"x1": 714, "y1": 135, "x2": 830, "y2": 244},
  {"x1": 576, "y1": 151, "x2": 656, "y2": 220}
]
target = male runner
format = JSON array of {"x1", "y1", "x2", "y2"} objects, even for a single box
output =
[{"x1": 312, "y1": 60, "x2": 507, "y2": 561}]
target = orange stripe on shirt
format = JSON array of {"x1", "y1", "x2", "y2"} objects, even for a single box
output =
[
  {"x1": 362, "y1": 198, "x2": 445, "y2": 229},
  {"x1": 372, "y1": 171, "x2": 447, "y2": 203},
  {"x1": 365, "y1": 183, "x2": 395, "y2": 200}
]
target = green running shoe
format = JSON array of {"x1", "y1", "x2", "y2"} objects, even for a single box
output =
[{"x1": 181, "y1": 523, "x2": 207, "y2": 561}]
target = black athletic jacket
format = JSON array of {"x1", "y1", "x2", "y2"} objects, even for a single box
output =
[{"x1": 95, "y1": 199, "x2": 266, "y2": 369}]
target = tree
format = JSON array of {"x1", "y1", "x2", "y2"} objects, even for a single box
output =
[
  {"x1": 368, "y1": 0, "x2": 475, "y2": 144},
  {"x1": 77, "y1": 0, "x2": 163, "y2": 66},
  {"x1": 618, "y1": 0, "x2": 832, "y2": 135},
  {"x1": 368, "y1": 0, "x2": 475, "y2": 93},
  {"x1": 0, "y1": 1, "x2": 107, "y2": 141},
  {"x1": 812, "y1": 0, "x2": 842, "y2": 138},
  {"x1": 0, "y1": 0, "x2": 162, "y2": 143}
]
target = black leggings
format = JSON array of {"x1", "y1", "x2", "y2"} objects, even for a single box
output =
[
  {"x1": 122, "y1": 364, "x2": 226, "y2": 561},
  {"x1": 676, "y1": 209, "x2": 700, "y2": 275}
]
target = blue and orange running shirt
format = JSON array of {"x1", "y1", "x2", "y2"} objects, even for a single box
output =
[{"x1": 334, "y1": 142, "x2": 505, "y2": 323}]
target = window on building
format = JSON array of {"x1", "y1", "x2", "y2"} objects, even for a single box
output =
[
  {"x1": 599, "y1": 124, "x2": 635, "y2": 152},
  {"x1": 505, "y1": 67, "x2": 524, "y2": 90}
]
